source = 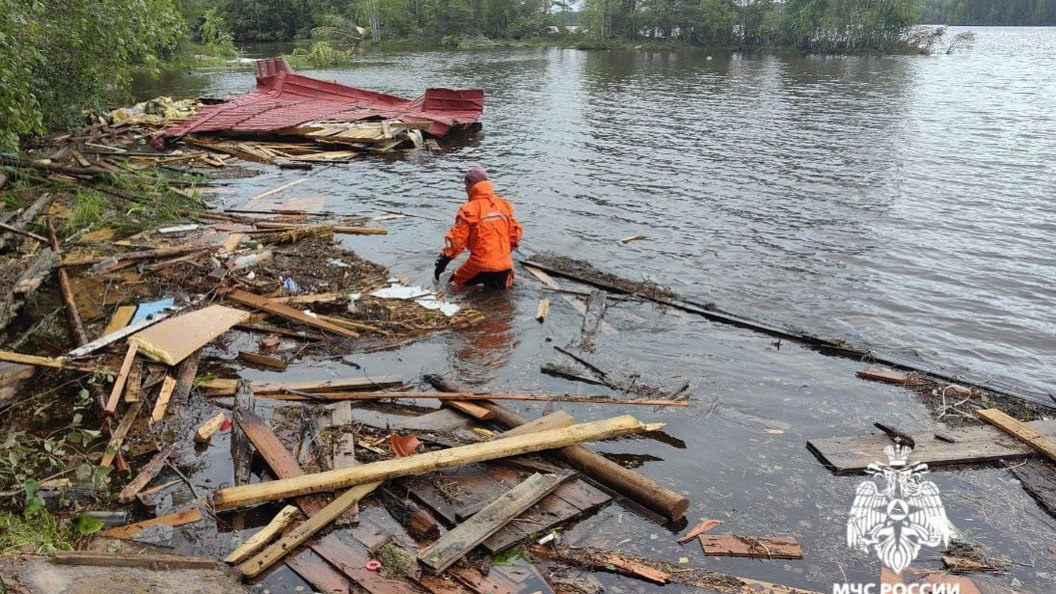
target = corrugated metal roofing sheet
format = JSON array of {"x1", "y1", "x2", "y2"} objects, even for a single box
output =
[{"x1": 164, "y1": 58, "x2": 484, "y2": 139}]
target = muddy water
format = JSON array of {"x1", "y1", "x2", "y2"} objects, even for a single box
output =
[{"x1": 137, "y1": 28, "x2": 1055, "y2": 591}]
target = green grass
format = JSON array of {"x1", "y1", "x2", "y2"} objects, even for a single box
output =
[{"x1": 0, "y1": 509, "x2": 77, "y2": 554}]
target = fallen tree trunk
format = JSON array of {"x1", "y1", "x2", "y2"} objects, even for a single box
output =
[
  {"x1": 428, "y1": 376, "x2": 690, "y2": 521},
  {"x1": 213, "y1": 414, "x2": 659, "y2": 510}
]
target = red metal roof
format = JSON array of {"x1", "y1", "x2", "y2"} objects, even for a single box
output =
[{"x1": 164, "y1": 58, "x2": 484, "y2": 139}]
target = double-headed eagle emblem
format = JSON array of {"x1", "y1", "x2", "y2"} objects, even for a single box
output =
[{"x1": 846, "y1": 444, "x2": 956, "y2": 574}]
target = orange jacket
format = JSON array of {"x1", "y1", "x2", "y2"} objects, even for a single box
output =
[{"x1": 442, "y1": 181, "x2": 523, "y2": 272}]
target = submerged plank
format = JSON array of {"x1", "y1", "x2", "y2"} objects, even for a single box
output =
[
  {"x1": 418, "y1": 473, "x2": 569, "y2": 572},
  {"x1": 698, "y1": 535, "x2": 804, "y2": 560},
  {"x1": 806, "y1": 419, "x2": 1056, "y2": 475}
]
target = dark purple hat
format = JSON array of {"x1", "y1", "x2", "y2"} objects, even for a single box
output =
[{"x1": 464, "y1": 166, "x2": 489, "y2": 185}]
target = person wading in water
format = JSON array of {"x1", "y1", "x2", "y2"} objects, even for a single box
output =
[{"x1": 434, "y1": 167, "x2": 523, "y2": 290}]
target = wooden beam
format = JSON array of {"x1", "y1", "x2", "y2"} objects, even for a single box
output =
[
  {"x1": 101, "y1": 402, "x2": 143, "y2": 468},
  {"x1": 253, "y1": 222, "x2": 387, "y2": 235},
  {"x1": 105, "y1": 343, "x2": 139, "y2": 414},
  {"x1": 224, "y1": 505, "x2": 300, "y2": 564},
  {"x1": 239, "y1": 481, "x2": 381, "y2": 577},
  {"x1": 60, "y1": 244, "x2": 205, "y2": 267},
  {"x1": 52, "y1": 551, "x2": 218, "y2": 570},
  {"x1": 0, "y1": 350, "x2": 106, "y2": 373},
  {"x1": 103, "y1": 305, "x2": 137, "y2": 336},
  {"x1": 200, "y1": 376, "x2": 403, "y2": 396},
  {"x1": 214, "y1": 415, "x2": 660, "y2": 510},
  {"x1": 255, "y1": 390, "x2": 688, "y2": 407},
  {"x1": 225, "y1": 289, "x2": 359, "y2": 339},
  {"x1": 418, "y1": 472, "x2": 569, "y2": 572},
  {"x1": 978, "y1": 408, "x2": 1056, "y2": 463}
]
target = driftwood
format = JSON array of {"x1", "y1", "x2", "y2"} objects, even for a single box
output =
[
  {"x1": 254, "y1": 389, "x2": 688, "y2": 407},
  {"x1": 578, "y1": 289, "x2": 607, "y2": 350}
]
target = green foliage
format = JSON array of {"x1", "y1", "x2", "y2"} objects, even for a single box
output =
[
  {"x1": 920, "y1": 0, "x2": 1056, "y2": 25},
  {"x1": 284, "y1": 41, "x2": 357, "y2": 69},
  {"x1": 0, "y1": 0, "x2": 185, "y2": 150},
  {"x1": 0, "y1": 508, "x2": 77, "y2": 554},
  {"x1": 65, "y1": 191, "x2": 112, "y2": 236},
  {"x1": 200, "y1": 7, "x2": 239, "y2": 56}
]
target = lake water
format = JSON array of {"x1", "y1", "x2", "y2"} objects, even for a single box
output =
[{"x1": 137, "y1": 28, "x2": 1056, "y2": 591}]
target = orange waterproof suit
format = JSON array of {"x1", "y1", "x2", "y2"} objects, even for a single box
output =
[{"x1": 442, "y1": 180, "x2": 523, "y2": 289}]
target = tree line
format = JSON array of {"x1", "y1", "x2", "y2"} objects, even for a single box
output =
[{"x1": 920, "y1": 0, "x2": 1056, "y2": 24}]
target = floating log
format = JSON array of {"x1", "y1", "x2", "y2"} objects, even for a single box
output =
[
  {"x1": 427, "y1": 376, "x2": 689, "y2": 522},
  {"x1": 498, "y1": 411, "x2": 576, "y2": 439},
  {"x1": 418, "y1": 472, "x2": 570, "y2": 572},
  {"x1": 377, "y1": 487, "x2": 440, "y2": 541},
  {"x1": 214, "y1": 414, "x2": 660, "y2": 510}
]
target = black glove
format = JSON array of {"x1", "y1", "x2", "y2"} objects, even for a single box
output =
[{"x1": 434, "y1": 254, "x2": 452, "y2": 281}]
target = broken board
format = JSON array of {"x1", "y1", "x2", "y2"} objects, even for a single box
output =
[
  {"x1": 807, "y1": 419, "x2": 1056, "y2": 475},
  {"x1": 130, "y1": 305, "x2": 250, "y2": 365},
  {"x1": 403, "y1": 462, "x2": 611, "y2": 554},
  {"x1": 698, "y1": 535, "x2": 804, "y2": 560},
  {"x1": 1012, "y1": 459, "x2": 1056, "y2": 520}
]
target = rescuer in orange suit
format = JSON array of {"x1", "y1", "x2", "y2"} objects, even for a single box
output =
[{"x1": 434, "y1": 167, "x2": 523, "y2": 290}]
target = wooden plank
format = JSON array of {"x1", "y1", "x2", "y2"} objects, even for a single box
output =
[
  {"x1": 418, "y1": 473, "x2": 569, "y2": 572},
  {"x1": 103, "y1": 305, "x2": 137, "y2": 336},
  {"x1": 51, "y1": 551, "x2": 217, "y2": 570},
  {"x1": 123, "y1": 360, "x2": 143, "y2": 403},
  {"x1": 224, "y1": 505, "x2": 300, "y2": 564},
  {"x1": 856, "y1": 367, "x2": 912, "y2": 385},
  {"x1": 806, "y1": 419, "x2": 1056, "y2": 475},
  {"x1": 100, "y1": 507, "x2": 202, "y2": 538},
  {"x1": 194, "y1": 411, "x2": 226, "y2": 443},
  {"x1": 253, "y1": 222, "x2": 387, "y2": 235},
  {"x1": 101, "y1": 402, "x2": 143, "y2": 468},
  {"x1": 214, "y1": 415, "x2": 660, "y2": 510},
  {"x1": 226, "y1": 289, "x2": 359, "y2": 339},
  {"x1": 60, "y1": 244, "x2": 205, "y2": 267},
  {"x1": 578, "y1": 290, "x2": 607, "y2": 350},
  {"x1": 201, "y1": 376, "x2": 404, "y2": 396},
  {"x1": 130, "y1": 305, "x2": 251, "y2": 366},
  {"x1": 217, "y1": 232, "x2": 246, "y2": 256},
  {"x1": 151, "y1": 375, "x2": 178, "y2": 423},
  {"x1": 977, "y1": 408, "x2": 1056, "y2": 462},
  {"x1": 239, "y1": 481, "x2": 381, "y2": 577},
  {"x1": 310, "y1": 534, "x2": 423, "y2": 594},
  {"x1": 285, "y1": 552, "x2": 352, "y2": 594},
  {"x1": 1012, "y1": 459, "x2": 1056, "y2": 519},
  {"x1": 105, "y1": 343, "x2": 138, "y2": 413},
  {"x1": 118, "y1": 444, "x2": 176, "y2": 503},
  {"x1": 482, "y1": 466, "x2": 588, "y2": 553},
  {"x1": 330, "y1": 402, "x2": 358, "y2": 522},
  {"x1": 243, "y1": 177, "x2": 308, "y2": 208},
  {"x1": 698, "y1": 535, "x2": 803, "y2": 559},
  {"x1": 444, "y1": 399, "x2": 494, "y2": 420}
]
